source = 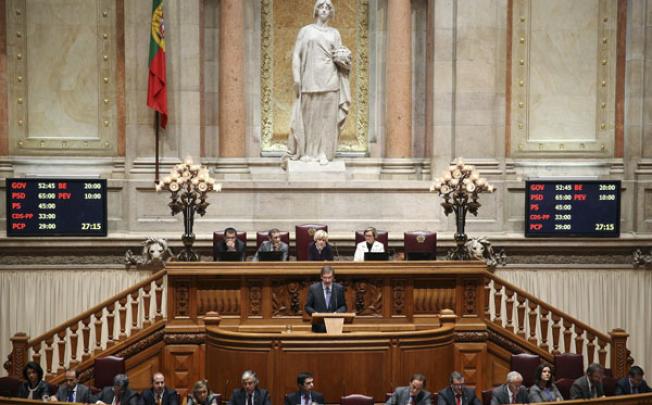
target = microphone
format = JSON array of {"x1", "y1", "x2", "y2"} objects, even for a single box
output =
[
  {"x1": 332, "y1": 242, "x2": 340, "y2": 261},
  {"x1": 224, "y1": 379, "x2": 230, "y2": 400}
]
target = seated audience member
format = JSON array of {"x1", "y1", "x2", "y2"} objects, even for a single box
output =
[
  {"x1": 95, "y1": 374, "x2": 139, "y2": 405},
  {"x1": 228, "y1": 370, "x2": 271, "y2": 405},
  {"x1": 385, "y1": 373, "x2": 431, "y2": 405},
  {"x1": 187, "y1": 380, "x2": 219, "y2": 405},
  {"x1": 215, "y1": 227, "x2": 246, "y2": 261},
  {"x1": 437, "y1": 371, "x2": 480, "y2": 405},
  {"x1": 490, "y1": 371, "x2": 528, "y2": 404},
  {"x1": 17, "y1": 361, "x2": 50, "y2": 400},
  {"x1": 353, "y1": 227, "x2": 385, "y2": 261},
  {"x1": 51, "y1": 368, "x2": 92, "y2": 403},
  {"x1": 304, "y1": 266, "x2": 347, "y2": 333},
  {"x1": 254, "y1": 229, "x2": 289, "y2": 261},
  {"x1": 285, "y1": 372, "x2": 324, "y2": 405},
  {"x1": 140, "y1": 372, "x2": 178, "y2": 405},
  {"x1": 528, "y1": 364, "x2": 562, "y2": 403},
  {"x1": 308, "y1": 230, "x2": 334, "y2": 261},
  {"x1": 570, "y1": 363, "x2": 604, "y2": 399},
  {"x1": 615, "y1": 366, "x2": 651, "y2": 395}
]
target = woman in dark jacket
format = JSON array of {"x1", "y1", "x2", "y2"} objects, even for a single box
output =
[
  {"x1": 17, "y1": 361, "x2": 50, "y2": 400},
  {"x1": 307, "y1": 230, "x2": 334, "y2": 261}
]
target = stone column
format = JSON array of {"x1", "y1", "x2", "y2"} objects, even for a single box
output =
[
  {"x1": 218, "y1": 0, "x2": 246, "y2": 157},
  {"x1": 385, "y1": 0, "x2": 412, "y2": 158}
]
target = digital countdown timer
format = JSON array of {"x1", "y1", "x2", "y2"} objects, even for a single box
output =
[
  {"x1": 6, "y1": 178, "x2": 107, "y2": 237},
  {"x1": 525, "y1": 180, "x2": 620, "y2": 237}
]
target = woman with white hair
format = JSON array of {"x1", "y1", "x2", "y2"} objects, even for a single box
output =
[
  {"x1": 286, "y1": 0, "x2": 352, "y2": 165},
  {"x1": 308, "y1": 229, "x2": 334, "y2": 261}
]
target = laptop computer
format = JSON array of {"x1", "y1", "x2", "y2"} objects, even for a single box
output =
[
  {"x1": 258, "y1": 251, "x2": 284, "y2": 261},
  {"x1": 406, "y1": 252, "x2": 436, "y2": 261},
  {"x1": 218, "y1": 251, "x2": 244, "y2": 262},
  {"x1": 364, "y1": 252, "x2": 390, "y2": 261}
]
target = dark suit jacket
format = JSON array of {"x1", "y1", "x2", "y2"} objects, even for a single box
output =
[
  {"x1": 490, "y1": 384, "x2": 529, "y2": 404},
  {"x1": 437, "y1": 386, "x2": 480, "y2": 405},
  {"x1": 570, "y1": 376, "x2": 604, "y2": 399},
  {"x1": 215, "y1": 239, "x2": 246, "y2": 261},
  {"x1": 385, "y1": 386, "x2": 432, "y2": 405},
  {"x1": 304, "y1": 282, "x2": 347, "y2": 332},
  {"x1": 228, "y1": 388, "x2": 272, "y2": 405},
  {"x1": 140, "y1": 387, "x2": 179, "y2": 405},
  {"x1": 285, "y1": 390, "x2": 325, "y2": 405},
  {"x1": 614, "y1": 377, "x2": 652, "y2": 395},
  {"x1": 17, "y1": 380, "x2": 50, "y2": 400},
  {"x1": 307, "y1": 243, "x2": 334, "y2": 261},
  {"x1": 96, "y1": 386, "x2": 139, "y2": 405},
  {"x1": 55, "y1": 383, "x2": 92, "y2": 403}
]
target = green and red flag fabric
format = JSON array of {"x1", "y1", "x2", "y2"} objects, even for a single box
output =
[{"x1": 147, "y1": 0, "x2": 168, "y2": 128}]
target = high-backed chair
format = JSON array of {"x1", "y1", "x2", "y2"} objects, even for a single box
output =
[
  {"x1": 510, "y1": 353, "x2": 541, "y2": 387},
  {"x1": 295, "y1": 224, "x2": 327, "y2": 261},
  {"x1": 94, "y1": 355, "x2": 125, "y2": 389},
  {"x1": 256, "y1": 230, "x2": 290, "y2": 249},
  {"x1": 553, "y1": 353, "x2": 584, "y2": 380},
  {"x1": 355, "y1": 230, "x2": 389, "y2": 251},
  {"x1": 340, "y1": 394, "x2": 374, "y2": 405},
  {"x1": 403, "y1": 231, "x2": 437, "y2": 260},
  {"x1": 213, "y1": 231, "x2": 247, "y2": 261},
  {"x1": 0, "y1": 376, "x2": 21, "y2": 397},
  {"x1": 555, "y1": 378, "x2": 575, "y2": 400},
  {"x1": 481, "y1": 389, "x2": 493, "y2": 405},
  {"x1": 602, "y1": 376, "x2": 618, "y2": 396}
]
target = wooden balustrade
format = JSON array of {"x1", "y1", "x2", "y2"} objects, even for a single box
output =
[
  {"x1": 484, "y1": 273, "x2": 630, "y2": 378},
  {"x1": 4, "y1": 270, "x2": 167, "y2": 379}
]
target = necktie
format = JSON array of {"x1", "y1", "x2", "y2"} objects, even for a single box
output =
[
  {"x1": 455, "y1": 395, "x2": 461, "y2": 405},
  {"x1": 248, "y1": 393, "x2": 253, "y2": 405},
  {"x1": 511, "y1": 392, "x2": 517, "y2": 404},
  {"x1": 303, "y1": 393, "x2": 310, "y2": 405},
  {"x1": 156, "y1": 393, "x2": 162, "y2": 405},
  {"x1": 67, "y1": 390, "x2": 74, "y2": 402},
  {"x1": 409, "y1": 395, "x2": 416, "y2": 405},
  {"x1": 325, "y1": 288, "x2": 331, "y2": 309}
]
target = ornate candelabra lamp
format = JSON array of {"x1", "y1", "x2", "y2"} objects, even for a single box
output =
[
  {"x1": 430, "y1": 158, "x2": 494, "y2": 260},
  {"x1": 156, "y1": 158, "x2": 220, "y2": 261}
]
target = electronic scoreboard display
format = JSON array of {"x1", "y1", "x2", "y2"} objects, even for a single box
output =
[
  {"x1": 6, "y1": 178, "x2": 107, "y2": 237},
  {"x1": 525, "y1": 180, "x2": 620, "y2": 237}
]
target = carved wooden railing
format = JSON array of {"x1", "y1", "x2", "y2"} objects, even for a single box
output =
[
  {"x1": 484, "y1": 272, "x2": 631, "y2": 377},
  {"x1": 4, "y1": 270, "x2": 166, "y2": 379}
]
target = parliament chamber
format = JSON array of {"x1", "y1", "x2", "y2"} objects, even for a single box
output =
[{"x1": 2, "y1": 0, "x2": 652, "y2": 404}]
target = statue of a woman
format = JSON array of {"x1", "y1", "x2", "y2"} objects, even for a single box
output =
[{"x1": 286, "y1": 0, "x2": 352, "y2": 165}]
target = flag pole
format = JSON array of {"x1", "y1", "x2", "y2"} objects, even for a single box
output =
[{"x1": 154, "y1": 111, "x2": 160, "y2": 185}]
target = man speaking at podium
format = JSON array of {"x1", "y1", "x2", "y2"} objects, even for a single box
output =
[{"x1": 305, "y1": 266, "x2": 347, "y2": 332}]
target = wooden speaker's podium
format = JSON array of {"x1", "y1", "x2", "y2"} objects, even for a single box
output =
[{"x1": 311, "y1": 312, "x2": 356, "y2": 334}]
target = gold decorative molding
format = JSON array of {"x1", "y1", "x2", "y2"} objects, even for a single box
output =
[{"x1": 260, "y1": 0, "x2": 369, "y2": 153}]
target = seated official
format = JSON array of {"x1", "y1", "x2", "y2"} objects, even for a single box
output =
[
  {"x1": 285, "y1": 372, "x2": 325, "y2": 405},
  {"x1": 490, "y1": 371, "x2": 528, "y2": 405},
  {"x1": 308, "y1": 230, "x2": 334, "y2": 261},
  {"x1": 254, "y1": 228, "x2": 289, "y2": 261},
  {"x1": 353, "y1": 227, "x2": 384, "y2": 261},
  {"x1": 228, "y1": 370, "x2": 271, "y2": 405},
  {"x1": 437, "y1": 371, "x2": 480, "y2": 405},
  {"x1": 187, "y1": 380, "x2": 219, "y2": 405},
  {"x1": 615, "y1": 365, "x2": 651, "y2": 395},
  {"x1": 140, "y1": 372, "x2": 179, "y2": 405},
  {"x1": 95, "y1": 374, "x2": 139, "y2": 405},
  {"x1": 215, "y1": 227, "x2": 246, "y2": 261},
  {"x1": 17, "y1": 361, "x2": 50, "y2": 400},
  {"x1": 51, "y1": 368, "x2": 92, "y2": 403},
  {"x1": 386, "y1": 373, "x2": 431, "y2": 405},
  {"x1": 304, "y1": 266, "x2": 347, "y2": 333},
  {"x1": 570, "y1": 363, "x2": 604, "y2": 399},
  {"x1": 528, "y1": 364, "x2": 562, "y2": 403}
]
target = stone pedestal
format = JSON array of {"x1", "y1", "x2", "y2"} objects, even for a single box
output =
[{"x1": 287, "y1": 160, "x2": 347, "y2": 182}]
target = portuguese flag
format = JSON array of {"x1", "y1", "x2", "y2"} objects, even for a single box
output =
[{"x1": 147, "y1": 0, "x2": 168, "y2": 128}]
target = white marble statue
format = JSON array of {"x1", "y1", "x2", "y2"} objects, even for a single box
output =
[{"x1": 285, "y1": 0, "x2": 352, "y2": 165}]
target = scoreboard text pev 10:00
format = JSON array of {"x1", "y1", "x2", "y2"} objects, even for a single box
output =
[
  {"x1": 525, "y1": 180, "x2": 620, "y2": 238},
  {"x1": 6, "y1": 178, "x2": 107, "y2": 237}
]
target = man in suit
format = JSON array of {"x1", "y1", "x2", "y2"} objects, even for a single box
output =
[
  {"x1": 304, "y1": 266, "x2": 347, "y2": 332},
  {"x1": 254, "y1": 229, "x2": 289, "y2": 261},
  {"x1": 615, "y1": 365, "x2": 651, "y2": 395},
  {"x1": 140, "y1": 372, "x2": 179, "y2": 405},
  {"x1": 490, "y1": 371, "x2": 529, "y2": 404},
  {"x1": 437, "y1": 371, "x2": 480, "y2": 405},
  {"x1": 228, "y1": 370, "x2": 271, "y2": 405},
  {"x1": 215, "y1": 227, "x2": 246, "y2": 261},
  {"x1": 386, "y1": 373, "x2": 431, "y2": 405},
  {"x1": 95, "y1": 374, "x2": 139, "y2": 405},
  {"x1": 570, "y1": 363, "x2": 605, "y2": 399},
  {"x1": 51, "y1": 368, "x2": 92, "y2": 403},
  {"x1": 285, "y1": 372, "x2": 325, "y2": 405}
]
